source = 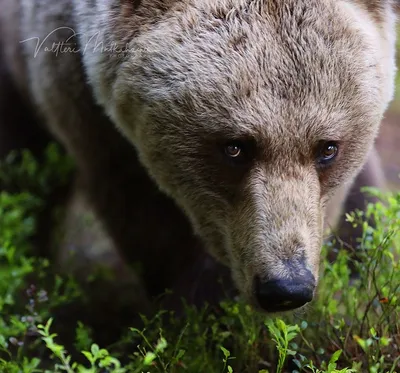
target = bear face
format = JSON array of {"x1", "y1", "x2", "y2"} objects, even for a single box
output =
[{"x1": 76, "y1": 0, "x2": 398, "y2": 312}]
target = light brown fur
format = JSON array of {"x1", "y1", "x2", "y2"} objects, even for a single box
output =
[{"x1": 0, "y1": 0, "x2": 398, "y2": 311}]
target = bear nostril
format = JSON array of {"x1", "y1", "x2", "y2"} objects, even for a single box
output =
[{"x1": 254, "y1": 272, "x2": 315, "y2": 313}]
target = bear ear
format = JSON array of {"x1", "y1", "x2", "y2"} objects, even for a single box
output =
[
  {"x1": 350, "y1": 0, "x2": 400, "y2": 20},
  {"x1": 355, "y1": 0, "x2": 399, "y2": 12},
  {"x1": 395, "y1": 0, "x2": 400, "y2": 13}
]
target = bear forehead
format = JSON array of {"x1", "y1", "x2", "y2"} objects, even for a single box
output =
[{"x1": 126, "y1": 0, "x2": 382, "y2": 140}]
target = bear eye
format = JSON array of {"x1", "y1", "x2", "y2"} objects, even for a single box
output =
[
  {"x1": 317, "y1": 141, "x2": 339, "y2": 165},
  {"x1": 224, "y1": 142, "x2": 242, "y2": 158},
  {"x1": 220, "y1": 138, "x2": 256, "y2": 166}
]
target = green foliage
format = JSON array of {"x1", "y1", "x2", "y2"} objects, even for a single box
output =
[
  {"x1": 265, "y1": 319, "x2": 299, "y2": 373},
  {"x1": 37, "y1": 319, "x2": 126, "y2": 373},
  {"x1": 0, "y1": 145, "x2": 399, "y2": 373}
]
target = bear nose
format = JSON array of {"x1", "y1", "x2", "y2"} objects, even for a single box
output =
[{"x1": 254, "y1": 272, "x2": 315, "y2": 312}]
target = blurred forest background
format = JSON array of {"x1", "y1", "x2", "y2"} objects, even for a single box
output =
[{"x1": 378, "y1": 37, "x2": 400, "y2": 191}]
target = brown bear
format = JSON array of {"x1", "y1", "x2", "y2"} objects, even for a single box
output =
[{"x1": 0, "y1": 0, "x2": 398, "y2": 316}]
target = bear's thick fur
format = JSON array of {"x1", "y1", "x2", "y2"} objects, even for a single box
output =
[{"x1": 0, "y1": 0, "x2": 398, "y2": 315}]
